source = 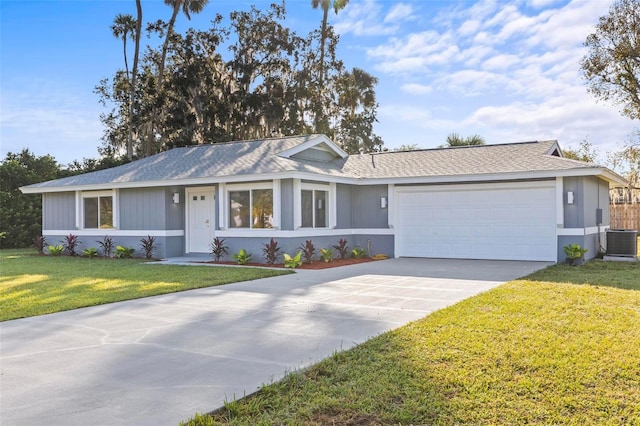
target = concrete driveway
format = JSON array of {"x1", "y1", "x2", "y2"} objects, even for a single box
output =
[{"x1": 0, "y1": 258, "x2": 549, "y2": 426}]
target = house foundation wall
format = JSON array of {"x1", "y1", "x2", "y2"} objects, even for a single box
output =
[
  {"x1": 42, "y1": 234, "x2": 185, "y2": 258},
  {"x1": 209, "y1": 234, "x2": 395, "y2": 263}
]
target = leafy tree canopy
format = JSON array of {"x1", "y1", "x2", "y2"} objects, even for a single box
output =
[
  {"x1": 97, "y1": 1, "x2": 384, "y2": 157},
  {"x1": 563, "y1": 140, "x2": 600, "y2": 163},
  {"x1": 444, "y1": 133, "x2": 485, "y2": 147},
  {"x1": 581, "y1": 0, "x2": 640, "y2": 120},
  {"x1": 0, "y1": 150, "x2": 61, "y2": 248}
]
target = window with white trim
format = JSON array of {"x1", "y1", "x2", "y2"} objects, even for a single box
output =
[
  {"x1": 82, "y1": 191, "x2": 114, "y2": 229},
  {"x1": 228, "y1": 183, "x2": 274, "y2": 229},
  {"x1": 301, "y1": 184, "x2": 328, "y2": 228}
]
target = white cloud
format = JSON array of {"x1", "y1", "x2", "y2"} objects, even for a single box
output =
[
  {"x1": 334, "y1": 0, "x2": 399, "y2": 36},
  {"x1": 459, "y1": 19, "x2": 481, "y2": 37},
  {"x1": 481, "y1": 54, "x2": 520, "y2": 71},
  {"x1": 400, "y1": 83, "x2": 433, "y2": 95},
  {"x1": 357, "y1": 0, "x2": 637, "y2": 156},
  {"x1": 384, "y1": 3, "x2": 414, "y2": 23}
]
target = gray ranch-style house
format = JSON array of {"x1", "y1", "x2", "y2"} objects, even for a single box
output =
[{"x1": 21, "y1": 134, "x2": 626, "y2": 263}]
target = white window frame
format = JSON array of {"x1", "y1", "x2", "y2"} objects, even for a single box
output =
[
  {"x1": 226, "y1": 181, "x2": 279, "y2": 230},
  {"x1": 79, "y1": 189, "x2": 118, "y2": 230},
  {"x1": 294, "y1": 180, "x2": 336, "y2": 229}
]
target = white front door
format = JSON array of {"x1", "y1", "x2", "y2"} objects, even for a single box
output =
[{"x1": 187, "y1": 188, "x2": 215, "y2": 253}]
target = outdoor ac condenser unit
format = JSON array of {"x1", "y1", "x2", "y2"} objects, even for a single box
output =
[{"x1": 606, "y1": 229, "x2": 638, "y2": 257}]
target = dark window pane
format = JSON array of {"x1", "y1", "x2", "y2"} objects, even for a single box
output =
[
  {"x1": 315, "y1": 190, "x2": 327, "y2": 228},
  {"x1": 229, "y1": 191, "x2": 250, "y2": 228},
  {"x1": 84, "y1": 198, "x2": 98, "y2": 228},
  {"x1": 301, "y1": 190, "x2": 313, "y2": 228},
  {"x1": 252, "y1": 189, "x2": 273, "y2": 229}
]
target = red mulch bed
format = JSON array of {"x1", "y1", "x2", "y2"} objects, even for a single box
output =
[{"x1": 192, "y1": 257, "x2": 381, "y2": 269}]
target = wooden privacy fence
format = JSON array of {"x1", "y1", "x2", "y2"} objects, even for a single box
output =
[{"x1": 610, "y1": 204, "x2": 640, "y2": 230}]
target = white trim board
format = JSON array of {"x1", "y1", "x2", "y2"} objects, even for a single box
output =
[
  {"x1": 43, "y1": 230, "x2": 185, "y2": 237},
  {"x1": 215, "y1": 228, "x2": 394, "y2": 238},
  {"x1": 557, "y1": 226, "x2": 609, "y2": 236}
]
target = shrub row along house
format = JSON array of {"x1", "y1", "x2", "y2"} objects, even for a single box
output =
[{"x1": 21, "y1": 134, "x2": 626, "y2": 262}]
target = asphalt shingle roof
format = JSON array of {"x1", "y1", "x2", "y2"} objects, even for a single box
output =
[
  {"x1": 22, "y1": 136, "x2": 608, "y2": 191},
  {"x1": 343, "y1": 140, "x2": 599, "y2": 179}
]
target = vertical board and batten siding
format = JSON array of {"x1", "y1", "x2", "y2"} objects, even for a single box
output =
[
  {"x1": 291, "y1": 148, "x2": 337, "y2": 162},
  {"x1": 43, "y1": 192, "x2": 76, "y2": 230},
  {"x1": 119, "y1": 188, "x2": 166, "y2": 230},
  {"x1": 558, "y1": 176, "x2": 611, "y2": 261},
  {"x1": 164, "y1": 187, "x2": 185, "y2": 230},
  {"x1": 336, "y1": 184, "x2": 352, "y2": 228},
  {"x1": 351, "y1": 184, "x2": 389, "y2": 229},
  {"x1": 280, "y1": 179, "x2": 294, "y2": 231},
  {"x1": 563, "y1": 176, "x2": 610, "y2": 228},
  {"x1": 336, "y1": 183, "x2": 353, "y2": 229},
  {"x1": 563, "y1": 176, "x2": 584, "y2": 228},
  {"x1": 334, "y1": 184, "x2": 388, "y2": 229}
]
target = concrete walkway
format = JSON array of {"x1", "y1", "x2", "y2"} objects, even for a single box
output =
[{"x1": 0, "y1": 258, "x2": 549, "y2": 426}]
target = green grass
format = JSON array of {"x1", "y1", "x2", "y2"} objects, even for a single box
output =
[
  {"x1": 183, "y1": 260, "x2": 640, "y2": 425},
  {"x1": 0, "y1": 249, "x2": 291, "y2": 321}
]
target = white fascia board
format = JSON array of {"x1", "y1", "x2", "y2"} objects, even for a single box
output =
[
  {"x1": 276, "y1": 134, "x2": 348, "y2": 159},
  {"x1": 352, "y1": 168, "x2": 625, "y2": 186},
  {"x1": 20, "y1": 170, "x2": 357, "y2": 194},
  {"x1": 599, "y1": 169, "x2": 628, "y2": 186}
]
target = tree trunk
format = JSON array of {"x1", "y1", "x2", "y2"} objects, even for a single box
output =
[{"x1": 128, "y1": 0, "x2": 142, "y2": 161}]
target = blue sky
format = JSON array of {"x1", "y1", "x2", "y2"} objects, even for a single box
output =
[{"x1": 1, "y1": 0, "x2": 636, "y2": 165}]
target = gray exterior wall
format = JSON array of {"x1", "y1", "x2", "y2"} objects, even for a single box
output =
[
  {"x1": 165, "y1": 186, "x2": 185, "y2": 230},
  {"x1": 292, "y1": 149, "x2": 336, "y2": 162},
  {"x1": 560, "y1": 176, "x2": 611, "y2": 261},
  {"x1": 53, "y1": 235, "x2": 184, "y2": 258},
  {"x1": 336, "y1": 184, "x2": 352, "y2": 228},
  {"x1": 563, "y1": 176, "x2": 610, "y2": 229},
  {"x1": 280, "y1": 179, "x2": 294, "y2": 231},
  {"x1": 212, "y1": 233, "x2": 395, "y2": 263},
  {"x1": 557, "y1": 234, "x2": 604, "y2": 264},
  {"x1": 335, "y1": 184, "x2": 389, "y2": 229},
  {"x1": 351, "y1": 185, "x2": 388, "y2": 228},
  {"x1": 43, "y1": 192, "x2": 75, "y2": 230},
  {"x1": 120, "y1": 188, "x2": 167, "y2": 230}
]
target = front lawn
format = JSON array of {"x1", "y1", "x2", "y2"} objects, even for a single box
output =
[
  {"x1": 0, "y1": 249, "x2": 291, "y2": 321},
  {"x1": 184, "y1": 260, "x2": 640, "y2": 425}
]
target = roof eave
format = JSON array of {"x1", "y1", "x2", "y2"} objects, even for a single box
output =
[{"x1": 20, "y1": 166, "x2": 627, "y2": 194}]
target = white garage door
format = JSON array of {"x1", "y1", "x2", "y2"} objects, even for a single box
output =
[{"x1": 395, "y1": 182, "x2": 557, "y2": 261}]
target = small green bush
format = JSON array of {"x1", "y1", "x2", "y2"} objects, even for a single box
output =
[
  {"x1": 232, "y1": 249, "x2": 252, "y2": 265},
  {"x1": 351, "y1": 247, "x2": 366, "y2": 259},
  {"x1": 48, "y1": 244, "x2": 64, "y2": 256},
  {"x1": 564, "y1": 243, "x2": 588, "y2": 266},
  {"x1": 283, "y1": 251, "x2": 303, "y2": 268},
  {"x1": 320, "y1": 248, "x2": 334, "y2": 263},
  {"x1": 83, "y1": 247, "x2": 98, "y2": 258},
  {"x1": 115, "y1": 245, "x2": 135, "y2": 259}
]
